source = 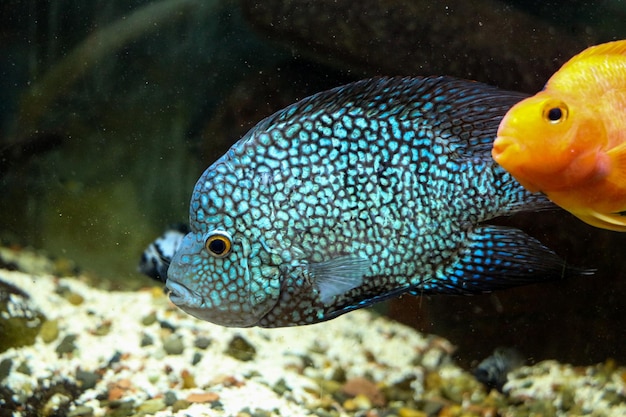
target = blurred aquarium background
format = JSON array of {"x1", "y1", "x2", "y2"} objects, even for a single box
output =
[{"x1": 1, "y1": 0, "x2": 625, "y2": 366}]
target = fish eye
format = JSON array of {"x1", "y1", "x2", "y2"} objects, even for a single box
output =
[
  {"x1": 204, "y1": 231, "x2": 232, "y2": 258},
  {"x1": 542, "y1": 101, "x2": 568, "y2": 124}
]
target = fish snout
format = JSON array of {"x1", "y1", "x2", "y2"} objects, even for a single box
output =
[
  {"x1": 491, "y1": 136, "x2": 521, "y2": 163},
  {"x1": 165, "y1": 280, "x2": 198, "y2": 308}
]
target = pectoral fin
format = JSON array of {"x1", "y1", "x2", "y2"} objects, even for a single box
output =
[
  {"x1": 307, "y1": 256, "x2": 372, "y2": 304},
  {"x1": 605, "y1": 141, "x2": 626, "y2": 186}
]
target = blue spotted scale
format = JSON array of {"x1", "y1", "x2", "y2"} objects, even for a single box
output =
[{"x1": 165, "y1": 76, "x2": 586, "y2": 328}]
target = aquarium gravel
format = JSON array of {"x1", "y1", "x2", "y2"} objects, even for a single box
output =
[{"x1": 0, "y1": 248, "x2": 625, "y2": 417}]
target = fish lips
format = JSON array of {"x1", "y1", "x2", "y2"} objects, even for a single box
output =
[
  {"x1": 165, "y1": 280, "x2": 196, "y2": 308},
  {"x1": 492, "y1": 135, "x2": 522, "y2": 163}
]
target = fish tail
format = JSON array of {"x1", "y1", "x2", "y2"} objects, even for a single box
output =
[{"x1": 416, "y1": 225, "x2": 592, "y2": 295}]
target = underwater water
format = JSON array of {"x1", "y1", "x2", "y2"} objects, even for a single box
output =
[{"x1": 1, "y1": 0, "x2": 626, "y2": 415}]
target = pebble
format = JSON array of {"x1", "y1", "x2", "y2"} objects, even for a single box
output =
[
  {"x1": 67, "y1": 292, "x2": 85, "y2": 306},
  {"x1": 104, "y1": 399, "x2": 135, "y2": 417},
  {"x1": 140, "y1": 333, "x2": 153, "y2": 347},
  {"x1": 163, "y1": 390, "x2": 178, "y2": 406},
  {"x1": 398, "y1": 408, "x2": 428, "y2": 417},
  {"x1": 171, "y1": 399, "x2": 191, "y2": 412},
  {"x1": 343, "y1": 393, "x2": 372, "y2": 411},
  {"x1": 107, "y1": 379, "x2": 133, "y2": 402},
  {"x1": 159, "y1": 320, "x2": 177, "y2": 331},
  {"x1": 162, "y1": 334, "x2": 185, "y2": 355},
  {"x1": 194, "y1": 336, "x2": 212, "y2": 349},
  {"x1": 141, "y1": 312, "x2": 157, "y2": 326},
  {"x1": 181, "y1": 369, "x2": 197, "y2": 389},
  {"x1": 16, "y1": 362, "x2": 31, "y2": 375},
  {"x1": 440, "y1": 374, "x2": 483, "y2": 404},
  {"x1": 186, "y1": 392, "x2": 220, "y2": 403},
  {"x1": 330, "y1": 366, "x2": 347, "y2": 383},
  {"x1": 0, "y1": 358, "x2": 12, "y2": 380},
  {"x1": 135, "y1": 398, "x2": 166, "y2": 414},
  {"x1": 107, "y1": 351, "x2": 123, "y2": 366},
  {"x1": 40, "y1": 318, "x2": 60, "y2": 343},
  {"x1": 313, "y1": 378, "x2": 342, "y2": 396},
  {"x1": 383, "y1": 375, "x2": 418, "y2": 403},
  {"x1": 272, "y1": 378, "x2": 290, "y2": 395},
  {"x1": 67, "y1": 405, "x2": 95, "y2": 417},
  {"x1": 76, "y1": 369, "x2": 100, "y2": 390},
  {"x1": 56, "y1": 334, "x2": 78, "y2": 355},
  {"x1": 92, "y1": 320, "x2": 112, "y2": 336},
  {"x1": 224, "y1": 335, "x2": 256, "y2": 361},
  {"x1": 55, "y1": 284, "x2": 84, "y2": 305},
  {"x1": 341, "y1": 377, "x2": 386, "y2": 407}
]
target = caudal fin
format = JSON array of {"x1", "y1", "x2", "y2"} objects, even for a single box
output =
[{"x1": 416, "y1": 225, "x2": 592, "y2": 295}]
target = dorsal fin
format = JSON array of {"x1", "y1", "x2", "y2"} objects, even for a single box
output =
[
  {"x1": 548, "y1": 40, "x2": 626, "y2": 92},
  {"x1": 240, "y1": 76, "x2": 528, "y2": 157},
  {"x1": 564, "y1": 40, "x2": 626, "y2": 66}
]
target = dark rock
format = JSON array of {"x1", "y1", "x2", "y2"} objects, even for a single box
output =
[
  {"x1": 158, "y1": 320, "x2": 176, "y2": 332},
  {"x1": 272, "y1": 378, "x2": 290, "y2": 396},
  {"x1": 67, "y1": 405, "x2": 94, "y2": 417},
  {"x1": 163, "y1": 390, "x2": 178, "y2": 406},
  {"x1": 16, "y1": 361, "x2": 31, "y2": 375},
  {"x1": 140, "y1": 333, "x2": 154, "y2": 347},
  {"x1": 224, "y1": 335, "x2": 256, "y2": 361},
  {"x1": 76, "y1": 369, "x2": 100, "y2": 390},
  {"x1": 107, "y1": 351, "x2": 123, "y2": 366},
  {"x1": 0, "y1": 358, "x2": 13, "y2": 381},
  {"x1": 56, "y1": 334, "x2": 78, "y2": 355},
  {"x1": 0, "y1": 278, "x2": 46, "y2": 353},
  {"x1": 193, "y1": 336, "x2": 212, "y2": 349}
]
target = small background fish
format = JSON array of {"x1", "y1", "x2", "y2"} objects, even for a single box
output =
[
  {"x1": 473, "y1": 347, "x2": 525, "y2": 392},
  {"x1": 493, "y1": 40, "x2": 626, "y2": 231},
  {"x1": 163, "y1": 76, "x2": 589, "y2": 328},
  {"x1": 138, "y1": 224, "x2": 188, "y2": 283}
]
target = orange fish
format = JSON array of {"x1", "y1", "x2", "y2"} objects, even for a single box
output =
[{"x1": 492, "y1": 40, "x2": 626, "y2": 231}]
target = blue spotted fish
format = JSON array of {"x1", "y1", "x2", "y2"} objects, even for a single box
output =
[{"x1": 164, "y1": 76, "x2": 586, "y2": 328}]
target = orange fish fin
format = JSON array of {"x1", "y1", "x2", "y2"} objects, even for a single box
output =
[
  {"x1": 568, "y1": 40, "x2": 626, "y2": 64},
  {"x1": 577, "y1": 211, "x2": 626, "y2": 232},
  {"x1": 552, "y1": 40, "x2": 626, "y2": 88},
  {"x1": 605, "y1": 141, "x2": 626, "y2": 185}
]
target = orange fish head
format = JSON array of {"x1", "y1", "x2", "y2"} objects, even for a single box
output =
[{"x1": 492, "y1": 93, "x2": 603, "y2": 192}]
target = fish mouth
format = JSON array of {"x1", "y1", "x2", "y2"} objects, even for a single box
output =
[
  {"x1": 491, "y1": 136, "x2": 520, "y2": 162},
  {"x1": 165, "y1": 280, "x2": 200, "y2": 307}
]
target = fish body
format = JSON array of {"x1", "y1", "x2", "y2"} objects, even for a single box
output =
[
  {"x1": 166, "y1": 76, "x2": 582, "y2": 328},
  {"x1": 492, "y1": 40, "x2": 626, "y2": 231}
]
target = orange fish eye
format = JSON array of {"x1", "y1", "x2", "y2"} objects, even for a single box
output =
[
  {"x1": 204, "y1": 230, "x2": 232, "y2": 258},
  {"x1": 542, "y1": 101, "x2": 569, "y2": 124}
]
